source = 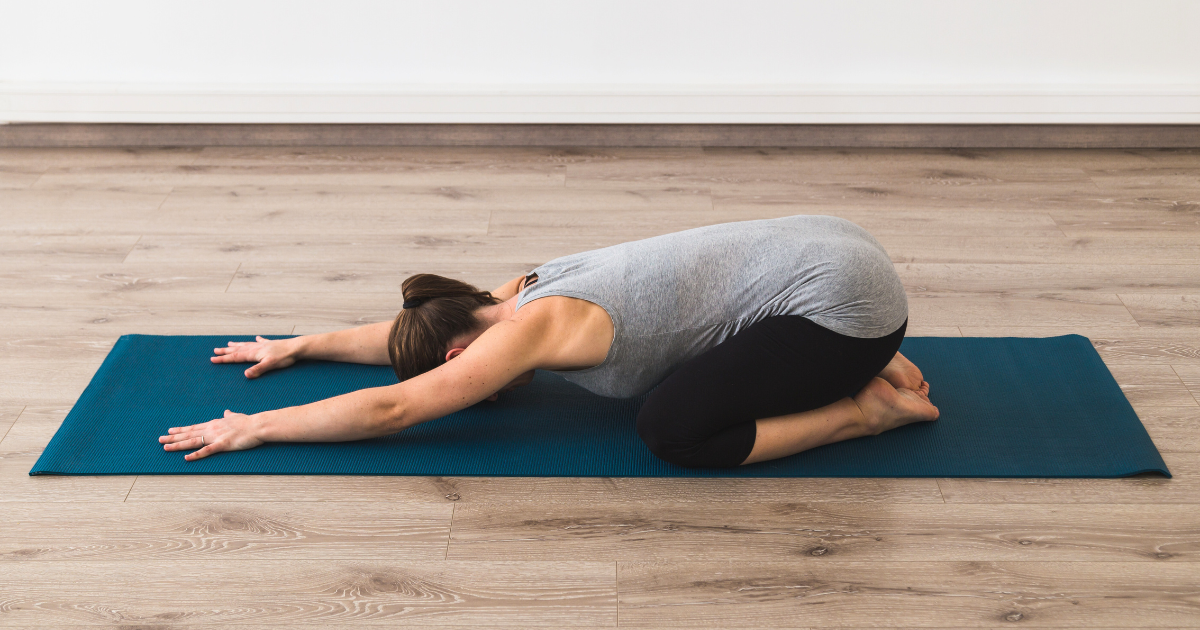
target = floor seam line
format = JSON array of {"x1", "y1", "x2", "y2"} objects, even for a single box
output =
[
  {"x1": 445, "y1": 502, "x2": 456, "y2": 560},
  {"x1": 121, "y1": 235, "x2": 143, "y2": 264},
  {"x1": 1169, "y1": 365, "x2": 1200, "y2": 406},
  {"x1": 1047, "y1": 212, "x2": 1070, "y2": 239},
  {"x1": 615, "y1": 560, "x2": 619, "y2": 627},
  {"x1": 0, "y1": 404, "x2": 27, "y2": 445},
  {"x1": 1113, "y1": 293, "x2": 1139, "y2": 327},
  {"x1": 225, "y1": 262, "x2": 241, "y2": 293}
]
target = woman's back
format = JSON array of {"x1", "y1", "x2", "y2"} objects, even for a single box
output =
[{"x1": 516, "y1": 215, "x2": 908, "y2": 398}]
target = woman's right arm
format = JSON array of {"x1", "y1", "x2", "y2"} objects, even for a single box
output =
[{"x1": 212, "y1": 321, "x2": 393, "y2": 378}]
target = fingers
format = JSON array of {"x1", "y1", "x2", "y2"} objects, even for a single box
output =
[
  {"x1": 185, "y1": 443, "x2": 219, "y2": 461},
  {"x1": 212, "y1": 340, "x2": 261, "y2": 361},
  {"x1": 244, "y1": 361, "x2": 272, "y2": 378},
  {"x1": 161, "y1": 434, "x2": 205, "y2": 451},
  {"x1": 212, "y1": 344, "x2": 252, "y2": 363}
]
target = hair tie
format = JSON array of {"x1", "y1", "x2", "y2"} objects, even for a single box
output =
[{"x1": 402, "y1": 297, "x2": 427, "y2": 309}]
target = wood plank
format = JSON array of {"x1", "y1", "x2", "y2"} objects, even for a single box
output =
[
  {"x1": 0, "y1": 324, "x2": 298, "y2": 363},
  {"x1": 0, "y1": 147, "x2": 202, "y2": 168},
  {"x1": 1052, "y1": 208, "x2": 1200, "y2": 237},
  {"x1": 1119, "y1": 294, "x2": 1200, "y2": 327},
  {"x1": 192, "y1": 144, "x2": 659, "y2": 167},
  {"x1": 700, "y1": 147, "x2": 1179, "y2": 168},
  {"x1": 707, "y1": 203, "x2": 1066, "y2": 237},
  {"x1": 0, "y1": 360, "x2": 102, "y2": 402},
  {"x1": 958, "y1": 327, "x2": 1200, "y2": 366},
  {"x1": 1106, "y1": 365, "x2": 1198, "y2": 408},
  {"x1": 0, "y1": 455, "x2": 136, "y2": 503},
  {"x1": 0, "y1": 187, "x2": 173, "y2": 235},
  {"x1": 708, "y1": 179, "x2": 1110, "y2": 211},
  {"x1": 0, "y1": 235, "x2": 141, "y2": 263},
  {"x1": 901, "y1": 326, "x2": 961, "y2": 337},
  {"x1": 907, "y1": 292, "x2": 1138, "y2": 328},
  {"x1": 1137, "y1": 407, "x2": 1200, "y2": 453},
  {"x1": 650, "y1": 179, "x2": 1110, "y2": 213},
  {"x1": 154, "y1": 186, "x2": 497, "y2": 236},
  {"x1": 0, "y1": 262, "x2": 237, "y2": 293},
  {"x1": 33, "y1": 159, "x2": 568, "y2": 188},
  {"x1": 0, "y1": 501, "x2": 451, "y2": 561},
  {"x1": 0, "y1": 167, "x2": 44, "y2": 189},
  {"x1": 123, "y1": 232, "x2": 1200, "y2": 266},
  {"x1": 0, "y1": 559, "x2": 615, "y2": 626},
  {"x1": 124, "y1": 233, "x2": 630, "y2": 264},
  {"x1": 937, "y1": 453, "x2": 1195, "y2": 504},
  {"x1": 879, "y1": 235, "x2": 1200, "y2": 265},
  {"x1": 0, "y1": 403, "x2": 72, "y2": 456},
  {"x1": 617, "y1": 560, "x2": 1200, "y2": 627},
  {"x1": 447, "y1": 503, "x2": 1200, "y2": 562},
  {"x1": 0, "y1": 292, "x2": 403, "y2": 329},
  {"x1": 898, "y1": 263, "x2": 1200, "y2": 294},
  {"x1": 162, "y1": 180, "x2": 710, "y2": 212},
  {"x1": 1171, "y1": 365, "x2": 1200, "y2": 406},
  {"x1": 567, "y1": 148, "x2": 1094, "y2": 189},
  {"x1": 230, "y1": 262, "x2": 534, "y2": 295},
  {"x1": 126, "y1": 475, "x2": 945, "y2": 504},
  {"x1": 1087, "y1": 168, "x2": 1200, "y2": 191}
]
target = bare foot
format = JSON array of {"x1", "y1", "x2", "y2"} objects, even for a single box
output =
[
  {"x1": 878, "y1": 351, "x2": 926, "y2": 392},
  {"x1": 852, "y1": 377, "x2": 940, "y2": 436}
]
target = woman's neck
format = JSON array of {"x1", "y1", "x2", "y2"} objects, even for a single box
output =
[{"x1": 476, "y1": 299, "x2": 517, "y2": 329}]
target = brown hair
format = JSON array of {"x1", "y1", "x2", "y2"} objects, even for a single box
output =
[{"x1": 388, "y1": 274, "x2": 502, "y2": 382}]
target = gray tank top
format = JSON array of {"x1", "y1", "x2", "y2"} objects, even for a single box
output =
[{"x1": 515, "y1": 215, "x2": 908, "y2": 398}]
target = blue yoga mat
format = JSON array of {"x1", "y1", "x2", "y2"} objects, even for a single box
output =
[{"x1": 31, "y1": 334, "x2": 1168, "y2": 478}]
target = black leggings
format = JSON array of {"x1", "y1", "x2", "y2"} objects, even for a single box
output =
[{"x1": 636, "y1": 316, "x2": 907, "y2": 468}]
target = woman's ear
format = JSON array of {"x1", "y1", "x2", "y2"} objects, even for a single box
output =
[{"x1": 445, "y1": 347, "x2": 466, "y2": 362}]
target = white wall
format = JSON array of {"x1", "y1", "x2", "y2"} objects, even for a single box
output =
[{"x1": 1, "y1": 0, "x2": 1198, "y2": 123}]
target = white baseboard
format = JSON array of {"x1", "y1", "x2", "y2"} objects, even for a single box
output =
[{"x1": 2, "y1": 83, "x2": 1199, "y2": 124}]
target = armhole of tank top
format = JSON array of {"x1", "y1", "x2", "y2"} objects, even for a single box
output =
[{"x1": 514, "y1": 273, "x2": 540, "y2": 311}]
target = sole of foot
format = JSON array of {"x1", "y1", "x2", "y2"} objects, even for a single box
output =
[
  {"x1": 854, "y1": 376, "x2": 940, "y2": 435},
  {"x1": 878, "y1": 351, "x2": 926, "y2": 393}
]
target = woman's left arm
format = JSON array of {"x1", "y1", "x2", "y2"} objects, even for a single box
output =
[{"x1": 160, "y1": 314, "x2": 549, "y2": 461}]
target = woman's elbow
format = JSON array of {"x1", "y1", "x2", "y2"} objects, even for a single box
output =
[{"x1": 369, "y1": 396, "x2": 409, "y2": 435}]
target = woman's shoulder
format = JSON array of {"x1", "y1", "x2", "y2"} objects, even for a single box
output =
[{"x1": 509, "y1": 295, "x2": 615, "y2": 370}]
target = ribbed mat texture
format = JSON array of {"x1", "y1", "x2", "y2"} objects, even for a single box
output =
[{"x1": 31, "y1": 334, "x2": 1169, "y2": 477}]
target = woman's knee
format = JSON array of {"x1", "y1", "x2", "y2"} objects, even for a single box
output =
[
  {"x1": 636, "y1": 401, "x2": 703, "y2": 467},
  {"x1": 636, "y1": 403, "x2": 679, "y2": 460},
  {"x1": 636, "y1": 402, "x2": 752, "y2": 469}
]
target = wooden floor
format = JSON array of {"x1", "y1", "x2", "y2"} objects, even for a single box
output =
[{"x1": 2, "y1": 146, "x2": 1199, "y2": 627}]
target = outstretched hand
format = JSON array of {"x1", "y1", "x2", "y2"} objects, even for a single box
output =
[
  {"x1": 160, "y1": 410, "x2": 263, "y2": 461},
  {"x1": 211, "y1": 335, "x2": 297, "y2": 378}
]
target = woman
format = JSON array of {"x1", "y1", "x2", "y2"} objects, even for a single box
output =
[{"x1": 161, "y1": 215, "x2": 939, "y2": 468}]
